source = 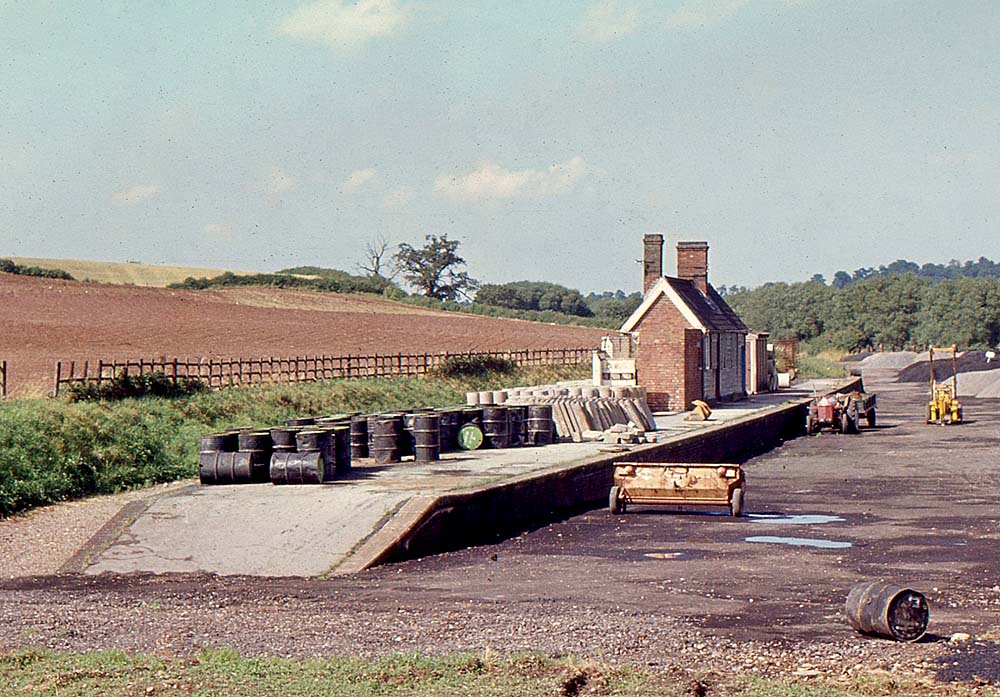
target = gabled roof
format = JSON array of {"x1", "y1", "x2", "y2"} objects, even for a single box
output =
[{"x1": 620, "y1": 276, "x2": 748, "y2": 334}]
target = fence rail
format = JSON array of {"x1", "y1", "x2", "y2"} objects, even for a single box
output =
[{"x1": 50, "y1": 348, "x2": 593, "y2": 397}]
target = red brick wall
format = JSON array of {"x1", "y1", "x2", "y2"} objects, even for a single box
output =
[{"x1": 634, "y1": 295, "x2": 704, "y2": 411}]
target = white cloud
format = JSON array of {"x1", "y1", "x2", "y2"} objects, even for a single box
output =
[
  {"x1": 577, "y1": 0, "x2": 639, "y2": 43},
  {"x1": 341, "y1": 168, "x2": 378, "y2": 193},
  {"x1": 279, "y1": 0, "x2": 410, "y2": 50},
  {"x1": 434, "y1": 157, "x2": 592, "y2": 203},
  {"x1": 111, "y1": 183, "x2": 159, "y2": 206},
  {"x1": 203, "y1": 223, "x2": 235, "y2": 242},
  {"x1": 383, "y1": 186, "x2": 415, "y2": 208},
  {"x1": 262, "y1": 166, "x2": 298, "y2": 195}
]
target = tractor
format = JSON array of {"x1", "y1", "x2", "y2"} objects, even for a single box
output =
[
  {"x1": 806, "y1": 391, "x2": 877, "y2": 434},
  {"x1": 927, "y1": 345, "x2": 963, "y2": 425}
]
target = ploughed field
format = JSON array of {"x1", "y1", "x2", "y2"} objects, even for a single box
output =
[{"x1": 0, "y1": 275, "x2": 605, "y2": 396}]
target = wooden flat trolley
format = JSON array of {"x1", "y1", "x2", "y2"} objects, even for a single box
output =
[{"x1": 609, "y1": 462, "x2": 745, "y2": 516}]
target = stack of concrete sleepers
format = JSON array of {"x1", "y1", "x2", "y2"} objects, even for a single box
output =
[{"x1": 468, "y1": 384, "x2": 657, "y2": 443}]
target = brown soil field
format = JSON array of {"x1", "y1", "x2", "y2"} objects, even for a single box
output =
[{"x1": 0, "y1": 275, "x2": 606, "y2": 396}]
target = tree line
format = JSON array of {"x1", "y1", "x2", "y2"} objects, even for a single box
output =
[{"x1": 723, "y1": 274, "x2": 1000, "y2": 352}]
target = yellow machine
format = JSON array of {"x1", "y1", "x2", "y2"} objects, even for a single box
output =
[{"x1": 927, "y1": 345, "x2": 963, "y2": 425}]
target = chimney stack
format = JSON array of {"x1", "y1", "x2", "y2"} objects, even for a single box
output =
[
  {"x1": 642, "y1": 234, "x2": 664, "y2": 294},
  {"x1": 676, "y1": 241, "x2": 709, "y2": 295}
]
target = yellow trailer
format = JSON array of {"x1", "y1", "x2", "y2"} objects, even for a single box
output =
[{"x1": 609, "y1": 462, "x2": 745, "y2": 516}]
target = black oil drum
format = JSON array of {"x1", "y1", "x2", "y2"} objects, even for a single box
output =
[
  {"x1": 238, "y1": 430, "x2": 273, "y2": 482},
  {"x1": 269, "y1": 427, "x2": 298, "y2": 452},
  {"x1": 436, "y1": 408, "x2": 461, "y2": 453},
  {"x1": 412, "y1": 413, "x2": 441, "y2": 462},
  {"x1": 844, "y1": 580, "x2": 930, "y2": 642},
  {"x1": 296, "y1": 429, "x2": 336, "y2": 482},
  {"x1": 482, "y1": 406, "x2": 510, "y2": 449},
  {"x1": 371, "y1": 415, "x2": 403, "y2": 464},
  {"x1": 200, "y1": 432, "x2": 238, "y2": 454},
  {"x1": 269, "y1": 451, "x2": 323, "y2": 485},
  {"x1": 199, "y1": 451, "x2": 253, "y2": 485},
  {"x1": 286, "y1": 416, "x2": 316, "y2": 427},
  {"x1": 506, "y1": 405, "x2": 527, "y2": 448},
  {"x1": 526, "y1": 404, "x2": 554, "y2": 446},
  {"x1": 350, "y1": 416, "x2": 369, "y2": 460},
  {"x1": 332, "y1": 425, "x2": 351, "y2": 473}
]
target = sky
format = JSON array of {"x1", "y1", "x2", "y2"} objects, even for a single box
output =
[{"x1": 1, "y1": 0, "x2": 998, "y2": 294}]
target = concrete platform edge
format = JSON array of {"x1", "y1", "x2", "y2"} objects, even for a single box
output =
[{"x1": 344, "y1": 378, "x2": 862, "y2": 572}]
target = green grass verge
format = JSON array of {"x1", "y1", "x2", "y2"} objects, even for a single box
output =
[
  {"x1": 0, "y1": 365, "x2": 587, "y2": 518},
  {"x1": 0, "y1": 649, "x2": 992, "y2": 696},
  {"x1": 796, "y1": 354, "x2": 849, "y2": 379}
]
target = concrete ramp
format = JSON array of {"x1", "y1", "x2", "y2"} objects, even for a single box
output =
[{"x1": 86, "y1": 483, "x2": 408, "y2": 577}]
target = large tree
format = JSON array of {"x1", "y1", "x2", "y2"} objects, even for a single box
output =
[{"x1": 394, "y1": 234, "x2": 478, "y2": 301}]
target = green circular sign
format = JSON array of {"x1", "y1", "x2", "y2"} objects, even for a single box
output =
[{"x1": 456, "y1": 424, "x2": 484, "y2": 450}]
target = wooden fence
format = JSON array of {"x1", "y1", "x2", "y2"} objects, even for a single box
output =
[
  {"x1": 0, "y1": 360, "x2": 6, "y2": 400},
  {"x1": 50, "y1": 348, "x2": 593, "y2": 397}
]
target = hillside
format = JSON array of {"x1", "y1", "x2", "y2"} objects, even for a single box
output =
[
  {"x1": 0, "y1": 274, "x2": 605, "y2": 397},
  {"x1": 8, "y1": 257, "x2": 252, "y2": 287}
]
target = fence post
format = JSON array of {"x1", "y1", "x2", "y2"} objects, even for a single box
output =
[{"x1": 0, "y1": 359, "x2": 6, "y2": 400}]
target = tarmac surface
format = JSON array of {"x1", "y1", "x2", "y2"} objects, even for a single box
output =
[{"x1": 82, "y1": 380, "x2": 841, "y2": 577}]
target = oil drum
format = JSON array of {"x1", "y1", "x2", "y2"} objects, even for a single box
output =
[
  {"x1": 412, "y1": 413, "x2": 441, "y2": 462},
  {"x1": 506, "y1": 405, "x2": 527, "y2": 448},
  {"x1": 482, "y1": 406, "x2": 510, "y2": 449},
  {"x1": 296, "y1": 429, "x2": 336, "y2": 481},
  {"x1": 199, "y1": 451, "x2": 253, "y2": 485},
  {"x1": 286, "y1": 416, "x2": 316, "y2": 427},
  {"x1": 526, "y1": 404, "x2": 554, "y2": 446},
  {"x1": 199, "y1": 432, "x2": 238, "y2": 454},
  {"x1": 436, "y1": 408, "x2": 461, "y2": 453},
  {"x1": 371, "y1": 415, "x2": 403, "y2": 464},
  {"x1": 269, "y1": 427, "x2": 298, "y2": 452},
  {"x1": 269, "y1": 451, "x2": 323, "y2": 485},
  {"x1": 350, "y1": 415, "x2": 369, "y2": 460},
  {"x1": 332, "y1": 425, "x2": 351, "y2": 473},
  {"x1": 844, "y1": 580, "x2": 929, "y2": 642},
  {"x1": 237, "y1": 430, "x2": 273, "y2": 483}
]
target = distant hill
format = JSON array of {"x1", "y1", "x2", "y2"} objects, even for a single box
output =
[{"x1": 7, "y1": 257, "x2": 252, "y2": 287}]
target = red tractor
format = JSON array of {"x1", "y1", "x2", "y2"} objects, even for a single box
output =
[{"x1": 806, "y1": 392, "x2": 876, "y2": 435}]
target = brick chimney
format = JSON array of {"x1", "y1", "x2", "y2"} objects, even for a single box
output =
[
  {"x1": 676, "y1": 241, "x2": 709, "y2": 294},
  {"x1": 642, "y1": 233, "x2": 664, "y2": 294}
]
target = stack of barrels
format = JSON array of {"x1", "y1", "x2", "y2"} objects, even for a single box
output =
[
  {"x1": 199, "y1": 414, "x2": 354, "y2": 486},
  {"x1": 199, "y1": 404, "x2": 558, "y2": 484}
]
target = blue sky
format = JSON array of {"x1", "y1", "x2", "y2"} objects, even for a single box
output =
[{"x1": 1, "y1": 1, "x2": 998, "y2": 293}]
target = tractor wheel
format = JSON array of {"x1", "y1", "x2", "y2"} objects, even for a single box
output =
[
  {"x1": 957, "y1": 406, "x2": 964, "y2": 423},
  {"x1": 609, "y1": 486, "x2": 624, "y2": 515},
  {"x1": 730, "y1": 488, "x2": 744, "y2": 517},
  {"x1": 840, "y1": 412, "x2": 851, "y2": 434},
  {"x1": 807, "y1": 413, "x2": 818, "y2": 435},
  {"x1": 866, "y1": 409, "x2": 876, "y2": 428}
]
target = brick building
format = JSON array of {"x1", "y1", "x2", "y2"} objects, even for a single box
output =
[{"x1": 620, "y1": 234, "x2": 748, "y2": 411}]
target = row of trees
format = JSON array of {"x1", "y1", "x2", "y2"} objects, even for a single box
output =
[{"x1": 725, "y1": 275, "x2": 1000, "y2": 352}]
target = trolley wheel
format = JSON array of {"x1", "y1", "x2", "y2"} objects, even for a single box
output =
[
  {"x1": 866, "y1": 409, "x2": 876, "y2": 428},
  {"x1": 609, "y1": 486, "x2": 624, "y2": 515},
  {"x1": 730, "y1": 488, "x2": 744, "y2": 517}
]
